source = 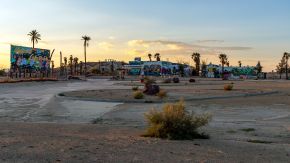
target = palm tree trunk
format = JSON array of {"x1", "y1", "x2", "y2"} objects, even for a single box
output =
[
  {"x1": 84, "y1": 44, "x2": 87, "y2": 76},
  {"x1": 222, "y1": 64, "x2": 224, "y2": 77}
]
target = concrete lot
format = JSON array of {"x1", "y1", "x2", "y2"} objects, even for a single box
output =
[{"x1": 0, "y1": 79, "x2": 289, "y2": 162}]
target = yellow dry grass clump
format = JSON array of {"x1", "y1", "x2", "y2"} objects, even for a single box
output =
[
  {"x1": 157, "y1": 90, "x2": 167, "y2": 99},
  {"x1": 133, "y1": 90, "x2": 144, "y2": 99},
  {"x1": 224, "y1": 84, "x2": 234, "y2": 91},
  {"x1": 143, "y1": 100, "x2": 212, "y2": 140}
]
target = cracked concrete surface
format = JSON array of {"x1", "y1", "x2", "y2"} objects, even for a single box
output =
[{"x1": 0, "y1": 79, "x2": 289, "y2": 162}]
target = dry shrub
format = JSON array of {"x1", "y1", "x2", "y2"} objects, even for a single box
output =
[
  {"x1": 162, "y1": 78, "x2": 172, "y2": 83},
  {"x1": 157, "y1": 90, "x2": 167, "y2": 99},
  {"x1": 144, "y1": 77, "x2": 156, "y2": 85},
  {"x1": 189, "y1": 78, "x2": 196, "y2": 83},
  {"x1": 224, "y1": 84, "x2": 234, "y2": 91},
  {"x1": 132, "y1": 86, "x2": 139, "y2": 91},
  {"x1": 173, "y1": 77, "x2": 180, "y2": 83},
  {"x1": 133, "y1": 91, "x2": 144, "y2": 99},
  {"x1": 143, "y1": 100, "x2": 212, "y2": 140}
]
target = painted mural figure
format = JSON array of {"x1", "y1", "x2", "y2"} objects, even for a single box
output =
[{"x1": 10, "y1": 45, "x2": 51, "y2": 78}]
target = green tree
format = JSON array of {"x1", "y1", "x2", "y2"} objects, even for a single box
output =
[
  {"x1": 191, "y1": 53, "x2": 201, "y2": 76},
  {"x1": 82, "y1": 35, "x2": 91, "y2": 75},
  {"x1": 28, "y1": 30, "x2": 41, "y2": 49},
  {"x1": 276, "y1": 57, "x2": 286, "y2": 79},
  {"x1": 255, "y1": 61, "x2": 263, "y2": 75},
  {"x1": 283, "y1": 52, "x2": 289, "y2": 80},
  {"x1": 201, "y1": 60, "x2": 207, "y2": 77}
]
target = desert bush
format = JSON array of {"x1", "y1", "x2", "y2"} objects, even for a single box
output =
[
  {"x1": 91, "y1": 68, "x2": 101, "y2": 74},
  {"x1": 143, "y1": 77, "x2": 160, "y2": 95},
  {"x1": 157, "y1": 90, "x2": 167, "y2": 99},
  {"x1": 132, "y1": 86, "x2": 139, "y2": 91},
  {"x1": 143, "y1": 100, "x2": 212, "y2": 140},
  {"x1": 0, "y1": 69, "x2": 6, "y2": 76},
  {"x1": 144, "y1": 77, "x2": 156, "y2": 85},
  {"x1": 224, "y1": 84, "x2": 234, "y2": 91},
  {"x1": 189, "y1": 78, "x2": 196, "y2": 83},
  {"x1": 173, "y1": 77, "x2": 180, "y2": 83},
  {"x1": 162, "y1": 78, "x2": 172, "y2": 83},
  {"x1": 133, "y1": 91, "x2": 144, "y2": 99}
]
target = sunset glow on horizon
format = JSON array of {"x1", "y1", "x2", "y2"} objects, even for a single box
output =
[{"x1": 0, "y1": 0, "x2": 290, "y2": 71}]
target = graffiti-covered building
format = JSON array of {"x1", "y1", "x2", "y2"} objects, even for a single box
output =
[
  {"x1": 124, "y1": 57, "x2": 191, "y2": 76},
  {"x1": 206, "y1": 63, "x2": 257, "y2": 79}
]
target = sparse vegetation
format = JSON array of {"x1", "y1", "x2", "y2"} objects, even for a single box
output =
[
  {"x1": 134, "y1": 91, "x2": 144, "y2": 99},
  {"x1": 143, "y1": 77, "x2": 160, "y2": 95},
  {"x1": 0, "y1": 69, "x2": 6, "y2": 76},
  {"x1": 247, "y1": 140, "x2": 272, "y2": 144},
  {"x1": 173, "y1": 77, "x2": 180, "y2": 83},
  {"x1": 132, "y1": 86, "x2": 139, "y2": 91},
  {"x1": 227, "y1": 130, "x2": 237, "y2": 134},
  {"x1": 224, "y1": 84, "x2": 234, "y2": 91},
  {"x1": 157, "y1": 90, "x2": 167, "y2": 99},
  {"x1": 58, "y1": 93, "x2": 65, "y2": 97},
  {"x1": 143, "y1": 100, "x2": 212, "y2": 140},
  {"x1": 162, "y1": 78, "x2": 172, "y2": 83},
  {"x1": 189, "y1": 78, "x2": 196, "y2": 83},
  {"x1": 241, "y1": 128, "x2": 256, "y2": 132},
  {"x1": 144, "y1": 77, "x2": 156, "y2": 85}
]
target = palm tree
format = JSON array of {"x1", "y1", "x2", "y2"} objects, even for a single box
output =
[
  {"x1": 283, "y1": 52, "x2": 289, "y2": 80},
  {"x1": 51, "y1": 61, "x2": 55, "y2": 76},
  {"x1": 73, "y1": 57, "x2": 79, "y2": 75},
  {"x1": 148, "y1": 54, "x2": 152, "y2": 61},
  {"x1": 154, "y1": 53, "x2": 161, "y2": 61},
  {"x1": 219, "y1": 54, "x2": 228, "y2": 76},
  {"x1": 64, "y1": 57, "x2": 68, "y2": 67},
  {"x1": 238, "y1": 61, "x2": 242, "y2": 67},
  {"x1": 64, "y1": 57, "x2": 68, "y2": 78},
  {"x1": 28, "y1": 30, "x2": 41, "y2": 49},
  {"x1": 191, "y1": 53, "x2": 201, "y2": 76},
  {"x1": 226, "y1": 61, "x2": 230, "y2": 67},
  {"x1": 82, "y1": 35, "x2": 91, "y2": 76},
  {"x1": 69, "y1": 55, "x2": 73, "y2": 75},
  {"x1": 80, "y1": 61, "x2": 83, "y2": 75}
]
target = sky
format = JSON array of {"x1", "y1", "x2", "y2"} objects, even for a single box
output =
[{"x1": 0, "y1": 0, "x2": 289, "y2": 71}]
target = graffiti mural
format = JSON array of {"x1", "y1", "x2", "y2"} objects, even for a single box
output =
[
  {"x1": 231, "y1": 67, "x2": 256, "y2": 76},
  {"x1": 10, "y1": 45, "x2": 50, "y2": 72}
]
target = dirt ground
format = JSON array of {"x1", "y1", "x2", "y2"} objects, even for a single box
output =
[{"x1": 0, "y1": 79, "x2": 289, "y2": 162}]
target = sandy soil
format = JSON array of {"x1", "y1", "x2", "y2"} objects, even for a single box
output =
[
  {"x1": 61, "y1": 79, "x2": 277, "y2": 103},
  {"x1": 0, "y1": 79, "x2": 289, "y2": 162}
]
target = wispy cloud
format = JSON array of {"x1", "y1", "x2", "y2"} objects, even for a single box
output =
[
  {"x1": 127, "y1": 39, "x2": 253, "y2": 56},
  {"x1": 98, "y1": 42, "x2": 114, "y2": 50},
  {"x1": 197, "y1": 40, "x2": 225, "y2": 43}
]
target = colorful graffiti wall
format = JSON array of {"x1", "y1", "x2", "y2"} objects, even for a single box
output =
[{"x1": 10, "y1": 45, "x2": 50, "y2": 72}]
